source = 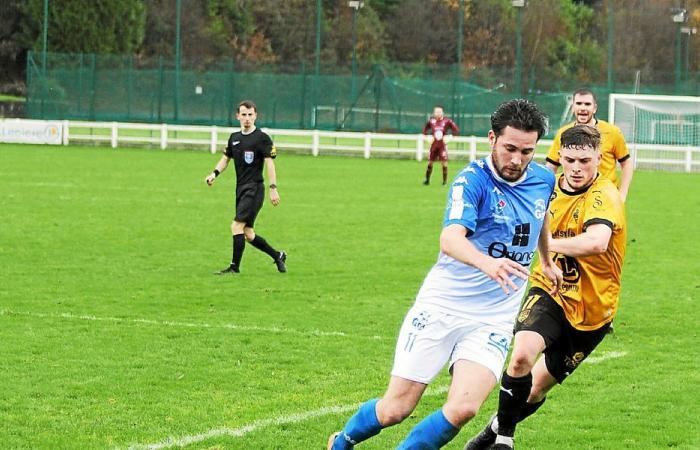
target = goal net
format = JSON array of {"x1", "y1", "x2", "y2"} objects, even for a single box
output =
[{"x1": 609, "y1": 94, "x2": 700, "y2": 172}]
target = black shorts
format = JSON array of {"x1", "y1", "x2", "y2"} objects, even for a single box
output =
[
  {"x1": 515, "y1": 287, "x2": 610, "y2": 384},
  {"x1": 235, "y1": 182, "x2": 264, "y2": 227}
]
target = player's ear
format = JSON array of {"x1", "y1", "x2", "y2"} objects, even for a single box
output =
[{"x1": 487, "y1": 130, "x2": 496, "y2": 148}]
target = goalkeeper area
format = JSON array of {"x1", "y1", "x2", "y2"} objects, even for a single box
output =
[
  {"x1": 0, "y1": 143, "x2": 698, "y2": 449},
  {"x1": 610, "y1": 93, "x2": 700, "y2": 172}
]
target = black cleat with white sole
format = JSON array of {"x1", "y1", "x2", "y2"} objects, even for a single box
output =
[
  {"x1": 215, "y1": 264, "x2": 239, "y2": 275},
  {"x1": 464, "y1": 415, "x2": 497, "y2": 450},
  {"x1": 275, "y1": 251, "x2": 287, "y2": 273}
]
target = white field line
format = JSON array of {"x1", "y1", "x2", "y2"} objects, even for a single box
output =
[
  {"x1": 585, "y1": 350, "x2": 627, "y2": 364},
  {"x1": 126, "y1": 352, "x2": 628, "y2": 449},
  {"x1": 0, "y1": 309, "x2": 385, "y2": 340},
  {"x1": 125, "y1": 385, "x2": 451, "y2": 450}
]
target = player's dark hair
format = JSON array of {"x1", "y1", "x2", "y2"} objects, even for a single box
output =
[
  {"x1": 573, "y1": 88, "x2": 597, "y2": 103},
  {"x1": 237, "y1": 100, "x2": 257, "y2": 112},
  {"x1": 491, "y1": 99, "x2": 548, "y2": 140},
  {"x1": 561, "y1": 125, "x2": 601, "y2": 150}
]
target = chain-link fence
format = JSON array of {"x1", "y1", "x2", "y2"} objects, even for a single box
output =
[{"x1": 25, "y1": 51, "x2": 698, "y2": 138}]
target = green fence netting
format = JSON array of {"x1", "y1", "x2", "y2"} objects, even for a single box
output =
[{"x1": 25, "y1": 52, "x2": 698, "y2": 137}]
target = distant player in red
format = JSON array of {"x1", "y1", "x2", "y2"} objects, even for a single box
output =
[{"x1": 423, "y1": 106, "x2": 460, "y2": 185}]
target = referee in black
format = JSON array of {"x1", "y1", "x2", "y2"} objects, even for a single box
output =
[{"x1": 205, "y1": 100, "x2": 287, "y2": 274}]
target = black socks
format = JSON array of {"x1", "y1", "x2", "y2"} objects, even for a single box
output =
[
  {"x1": 232, "y1": 234, "x2": 245, "y2": 269},
  {"x1": 497, "y1": 372, "x2": 533, "y2": 437},
  {"x1": 250, "y1": 235, "x2": 279, "y2": 260}
]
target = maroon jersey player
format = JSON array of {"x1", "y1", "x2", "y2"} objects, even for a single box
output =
[{"x1": 422, "y1": 106, "x2": 460, "y2": 185}]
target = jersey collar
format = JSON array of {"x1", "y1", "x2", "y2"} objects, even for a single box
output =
[{"x1": 241, "y1": 126, "x2": 257, "y2": 135}]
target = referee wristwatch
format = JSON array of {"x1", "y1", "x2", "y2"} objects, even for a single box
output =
[{"x1": 269, "y1": 183, "x2": 277, "y2": 190}]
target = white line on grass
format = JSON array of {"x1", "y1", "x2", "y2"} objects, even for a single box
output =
[
  {"x1": 125, "y1": 385, "x2": 450, "y2": 450},
  {"x1": 126, "y1": 352, "x2": 628, "y2": 449},
  {"x1": 0, "y1": 309, "x2": 385, "y2": 340},
  {"x1": 585, "y1": 350, "x2": 627, "y2": 364}
]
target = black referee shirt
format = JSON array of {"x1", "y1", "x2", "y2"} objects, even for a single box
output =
[{"x1": 224, "y1": 128, "x2": 276, "y2": 186}]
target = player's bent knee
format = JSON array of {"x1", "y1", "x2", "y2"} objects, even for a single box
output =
[
  {"x1": 508, "y1": 350, "x2": 536, "y2": 375},
  {"x1": 443, "y1": 400, "x2": 480, "y2": 427},
  {"x1": 376, "y1": 399, "x2": 415, "y2": 426}
]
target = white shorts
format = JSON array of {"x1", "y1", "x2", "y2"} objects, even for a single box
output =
[{"x1": 391, "y1": 305, "x2": 513, "y2": 384}]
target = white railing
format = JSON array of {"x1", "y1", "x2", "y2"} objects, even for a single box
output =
[
  {"x1": 59, "y1": 119, "x2": 545, "y2": 162},
  {"x1": 2, "y1": 118, "x2": 699, "y2": 172}
]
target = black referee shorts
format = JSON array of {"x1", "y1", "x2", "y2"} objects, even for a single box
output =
[
  {"x1": 515, "y1": 287, "x2": 611, "y2": 384},
  {"x1": 235, "y1": 182, "x2": 265, "y2": 227}
]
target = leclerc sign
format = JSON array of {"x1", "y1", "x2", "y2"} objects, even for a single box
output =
[{"x1": 0, "y1": 119, "x2": 63, "y2": 145}]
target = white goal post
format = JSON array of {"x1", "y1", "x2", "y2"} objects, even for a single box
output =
[{"x1": 609, "y1": 93, "x2": 700, "y2": 172}]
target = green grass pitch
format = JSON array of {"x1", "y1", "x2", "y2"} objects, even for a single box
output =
[{"x1": 0, "y1": 143, "x2": 698, "y2": 449}]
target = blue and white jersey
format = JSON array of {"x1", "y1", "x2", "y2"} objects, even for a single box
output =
[{"x1": 415, "y1": 156, "x2": 555, "y2": 327}]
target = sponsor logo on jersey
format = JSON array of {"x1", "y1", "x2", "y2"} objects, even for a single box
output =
[
  {"x1": 534, "y1": 198, "x2": 546, "y2": 220},
  {"x1": 244, "y1": 151, "x2": 254, "y2": 164},
  {"x1": 231, "y1": 140, "x2": 240, "y2": 146},
  {"x1": 487, "y1": 241, "x2": 535, "y2": 264},
  {"x1": 512, "y1": 223, "x2": 531, "y2": 246},
  {"x1": 555, "y1": 254, "x2": 581, "y2": 283},
  {"x1": 592, "y1": 190, "x2": 603, "y2": 209}
]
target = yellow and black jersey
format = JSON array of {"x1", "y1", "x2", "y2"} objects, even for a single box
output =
[
  {"x1": 547, "y1": 120, "x2": 629, "y2": 187},
  {"x1": 530, "y1": 174, "x2": 627, "y2": 331}
]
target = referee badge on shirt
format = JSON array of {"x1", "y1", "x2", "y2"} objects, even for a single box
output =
[{"x1": 244, "y1": 151, "x2": 254, "y2": 164}]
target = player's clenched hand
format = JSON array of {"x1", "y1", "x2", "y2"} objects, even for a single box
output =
[
  {"x1": 269, "y1": 189, "x2": 280, "y2": 206},
  {"x1": 480, "y1": 256, "x2": 530, "y2": 294},
  {"x1": 540, "y1": 259, "x2": 563, "y2": 296},
  {"x1": 205, "y1": 173, "x2": 217, "y2": 186}
]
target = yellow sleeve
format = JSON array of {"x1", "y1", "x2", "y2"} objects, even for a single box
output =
[
  {"x1": 546, "y1": 129, "x2": 563, "y2": 166},
  {"x1": 583, "y1": 185, "x2": 624, "y2": 231},
  {"x1": 612, "y1": 127, "x2": 630, "y2": 161}
]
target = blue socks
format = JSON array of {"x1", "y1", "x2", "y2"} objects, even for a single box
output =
[
  {"x1": 332, "y1": 399, "x2": 383, "y2": 450},
  {"x1": 396, "y1": 409, "x2": 459, "y2": 450}
]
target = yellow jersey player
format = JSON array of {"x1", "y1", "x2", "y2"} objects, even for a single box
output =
[
  {"x1": 465, "y1": 125, "x2": 626, "y2": 450},
  {"x1": 546, "y1": 88, "x2": 633, "y2": 202}
]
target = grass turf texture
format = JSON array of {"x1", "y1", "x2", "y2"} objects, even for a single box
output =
[
  {"x1": 0, "y1": 143, "x2": 698, "y2": 449},
  {"x1": 0, "y1": 94, "x2": 25, "y2": 102}
]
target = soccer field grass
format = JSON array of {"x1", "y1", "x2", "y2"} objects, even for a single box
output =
[{"x1": 1, "y1": 143, "x2": 698, "y2": 449}]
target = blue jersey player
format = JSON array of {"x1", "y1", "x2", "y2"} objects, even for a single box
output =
[{"x1": 327, "y1": 99, "x2": 563, "y2": 450}]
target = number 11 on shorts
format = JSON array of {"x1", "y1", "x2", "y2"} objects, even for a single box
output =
[{"x1": 404, "y1": 332, "x2": 417, "y2": 352}]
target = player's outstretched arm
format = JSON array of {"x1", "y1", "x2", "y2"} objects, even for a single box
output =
[
  {"x1": 537, "y1": 215, "x2": 562, "y2": 296},
  {"x1": 549, "y1": 223, "x2": 612, "y2": 257},
  {"x1": 205, "y1": 155, "x2": 230, "y2": 186},
  {"x1": 264, "y1": 157, "x2": 280, "y2": 206},
  {"x1": 440, "y1": 224, "x2": 530, "y2": 294}
]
